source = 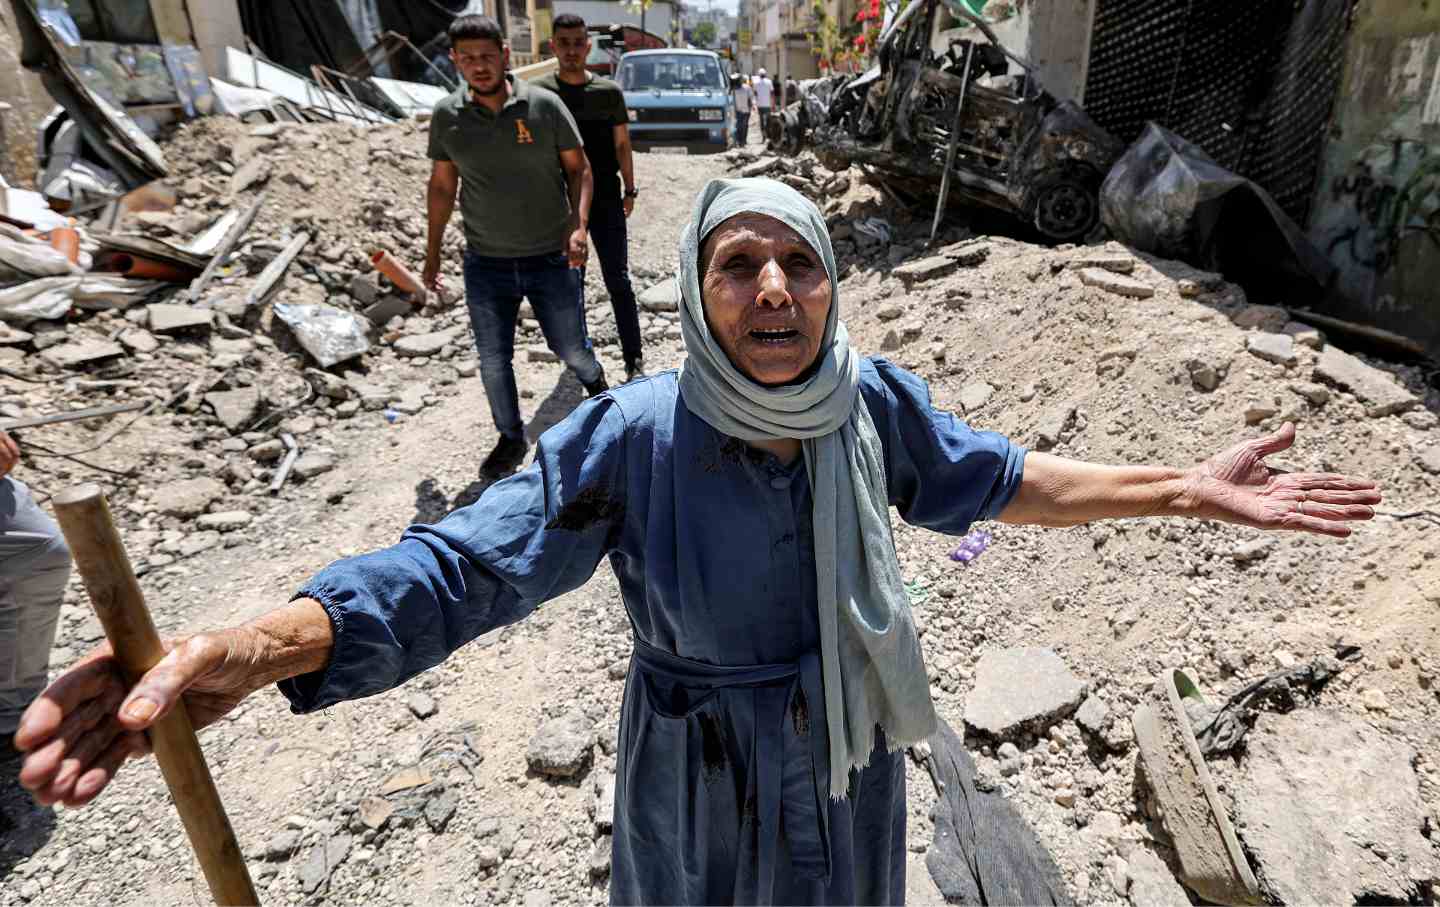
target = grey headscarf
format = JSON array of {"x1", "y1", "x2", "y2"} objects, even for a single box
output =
[{"x1": 677, "y1": 177, "x2": 936, "y2": 798}]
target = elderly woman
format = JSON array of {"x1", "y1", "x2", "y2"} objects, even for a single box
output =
[{"x1": 16, "y1": 180, "x2": 1379, "y2": 904}]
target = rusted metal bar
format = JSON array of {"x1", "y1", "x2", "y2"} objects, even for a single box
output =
[
  {"x1": 930, "y1": 42, "x2": 974, "y2": 243},
  {"x1": 269, "y1": 432, "x2": 299, "y2": 495},
  {"x1": 0, "y1": 400, "x2": 150, "y2": 431}
]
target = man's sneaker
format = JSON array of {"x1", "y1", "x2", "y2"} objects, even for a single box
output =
[
  {"x1": 480, "y1": 434, "x2": 528, "y2": 478},
  {"x1": 624, "y1": 359, "x2": 646, "y2": 383},
  {"x1": 583, "y1": 373, "x2": 609, "y2": 398}
]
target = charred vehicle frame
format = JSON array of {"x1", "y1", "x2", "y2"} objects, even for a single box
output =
[{"x1": 771, "y1": 0, "x2": 1122, "y2": 242}]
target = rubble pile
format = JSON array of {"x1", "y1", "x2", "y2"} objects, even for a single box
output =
[
  {"x1": 2, "y1": 129, "x2": 1438, "y2": 906},
  {"x1": 0, "y1": 115, "x2": 690, "y2": 606},
  {"x1": 768, "y1": 158, "x2": 1440, "y2": 906}
]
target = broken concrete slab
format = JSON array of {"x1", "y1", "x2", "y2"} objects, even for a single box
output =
[
  {"x1": 393, "y1": 330, "x2": 455, "y2": 358},
  {"x1": 964, "y1": 648, "x2": 1087, "y2": 739},
  {"x1": 196, "y1": 511, "x2": 253, "y2": 532},
  {"x1": 363, "y1": 295, "x2": 412, "y2": 325},
  {"x1": 40, "y1": 339, "x2": 125, "y2": 369},
  {"x1": 526, "y1": 711, "x2": 594, "y2": 778},
  {"x1": 638, "y1": 278, "x2": 680, "y2": 313},
  {"x1": 1067, "y1": 250, "x2": 1136, "y2": 274},
  {"x1": 1033, "y1": 403, "x2": 1077, "y2": 451},
  {"x1": 892, "y1": 255, "x2": 959, "y2": 285},
  {"x1": 147, "y1": 303, "x2": 214, "y2": 334},
  {"x1": 118, "y1": 328, "x2": 159, "y2": 353},
  {"x1": 1125, "y1": 850, "x2": 1191, "y2": 907},
  {"x1": 230, "y1": 156, "x2": 271, "y2": 195},
  {"x1": 153, "y1": 477, "x2": 226, "y2": 519},
  {"x1": 936, "y1": 240, "x2": 990, "y2": 265},
  {"x1": 958, "y1": 381, "x2": 994, "y2": 413},
  {"x1": 0, "y1": 323, "x2": 33, "y2": 345},
  {"x1": 526, "y1": 345, "x2": 560, "y2": 364},
  {"x1": 1075, "y1": 695, "x2": 1110, "y2": 736},
  {"x1": 1313, "y1": 346, "x2": 1417, "y2": 417},
  {"x1": 293, "y1": 452, "x2": 335, "y2": 479},
  {"x1": 204, "y1": 387, "x2": 260, "y2": 432},
  {"x1": 1132, "y1": 670, "x2": 1260, "y2": 905},
  {"x1": 1245, "y1": 332, "x2": 1297, "y2": 366},
  {"x1": 1234, "y1": 709, "x2": 1438, "y2": 905},
  {"x1": 1078, "y1": 268, "x2": 1154, "y2": 299},
  {"x1": 739, "y1": 157, "x2": 781, "y2": 178}
]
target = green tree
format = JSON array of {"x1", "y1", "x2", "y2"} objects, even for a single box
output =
[{"x1": 692, "y1": 20, "x2": 717, "y2": 47}]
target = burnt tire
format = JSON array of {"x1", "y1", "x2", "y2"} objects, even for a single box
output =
[{"x1": 1028, "y1": 171, "x2": 1101, "y2": 243}]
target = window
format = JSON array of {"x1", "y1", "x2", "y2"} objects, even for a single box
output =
[
  {"x1": 618, "y1": 54, "x2": 724, "y2": 90},
  {"x1": 60, "y1": 0, "x2": 160, "y2": 44}
]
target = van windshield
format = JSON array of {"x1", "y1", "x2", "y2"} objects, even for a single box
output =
[{"x1": 619, "y1": 54, "x2": 724, "y2": 91}]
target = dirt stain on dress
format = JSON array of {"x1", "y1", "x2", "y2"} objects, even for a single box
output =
[{"x1": 545, "y1": 484, "x2": 625, "y2": 531}]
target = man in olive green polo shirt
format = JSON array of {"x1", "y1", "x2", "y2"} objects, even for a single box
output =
[{"x1": 423, "y1": 14, "x2": 608, "y2": 478}]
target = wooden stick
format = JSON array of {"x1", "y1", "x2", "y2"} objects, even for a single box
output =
[{"x1": 51, "y1": 484, "x2": 259, "y2": 906}]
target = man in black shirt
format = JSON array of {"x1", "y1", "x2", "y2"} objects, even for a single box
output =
[{"x1": 538, "y1": 15, "x2": 646, "y2": 381}]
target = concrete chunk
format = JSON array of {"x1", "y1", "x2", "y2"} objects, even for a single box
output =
[
  {"x1": 1234, "y1": 710, "x2": 1438, "y2": 905},
  {"x1": 526, "y1": 711, "x2": 594, "y2": 778},
  {"x1": 147, "y1": 303, "x2": 214, "y2": 334},
  {"x1": 204, "y1": 387, "x2": 260, "y2": 432},
  {"x1": 1245, "y1": 332, "x2": 1297, "y2": 366},
  {"x1": 892, "y1": 255, "x2": 959, "y2": 285},
  {"x1": 153, "y1": 477, "x2": 226, "y2": 519},
  {"x1": 393, "y1": 330, "x2": 454, "y2": 358},
  {"x1": 1078, "y1": 268, "x2": 1154, "y2": 298},
  {"x1": 638, "y1": 278, "x2": 680, "y2": 313},
  {"x1": 40, "y1": 339, "x2": 125, "y2": 369},
  {"x1": 958, "y1": 381, "x2": 994, "y2": 413},
  {"x1": 964, "y1": 648, "x2": 1088, "y2": 739},
  {"x1": 1313, "y1": 346, "x2": 1417, "y2": 416}
]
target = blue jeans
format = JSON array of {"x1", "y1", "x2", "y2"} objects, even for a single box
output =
[
  {"x1": 735, "y1": 108, "x2": 750, "y2": 146},
  {"x1": 586, "y1": 193, "x2": 643, "y2": 367},
  {"x1": 463, "y1": 250, "x2": 603, "y2": 440},
  {"x1": 0, "y1": 478, "x2": 70, "y2": 736}
]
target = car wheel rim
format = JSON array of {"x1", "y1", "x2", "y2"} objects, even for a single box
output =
[{"x1": 1036, "y1": 183, "x2": 1095, "y2": 240}]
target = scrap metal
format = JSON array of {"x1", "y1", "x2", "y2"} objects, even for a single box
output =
[{"x1": 772, "y1": 0, "x2": 1123, "y2": 241}]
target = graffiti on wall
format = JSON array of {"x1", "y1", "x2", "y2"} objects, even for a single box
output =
[
  {"x1": 1309, "y1": 30, "x2": 1440, "y2": 326},
  {"x1": 1326, "y1": 138, "x2": 1440, "y2": 282}
]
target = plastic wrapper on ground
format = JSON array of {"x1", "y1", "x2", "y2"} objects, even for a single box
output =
[
  {"x1": 274, "y1": 302, "x2": 371, "y2": 368},
  {"x1": 0, "y1": 275, "x2": 164, "y2": 324}
]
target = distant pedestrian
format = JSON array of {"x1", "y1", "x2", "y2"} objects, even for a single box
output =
[
  {"x1": 732, "y1": 73, "x2": 753, "y2": 146},
  {"x1": 539, "y1": 13, "x2": 646, "y2": 382},
  {"x1": 421, "y1": 14, "x2": 609, "y2": 477},
  {"x1": 754, "y1": 67, "x2": 774, "y2": 135}
]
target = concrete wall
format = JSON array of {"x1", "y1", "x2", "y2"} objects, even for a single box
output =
[
  {"x1": 553, "y1": 0, "x2": 678, "y2": 41},
  {"x1": 1307, "y1": 0, "x2": 1440, "y2": 356},
  {"x1": 184, "y1": 0, "x2": 245, "y2": 76},
  {"x1": 962, "y1": 0, "x2": 1093, "y2": 101},
  {"x1": 0, "y1": 3, "x2": 51, "y2": 187}
]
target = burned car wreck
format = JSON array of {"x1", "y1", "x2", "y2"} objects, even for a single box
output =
[{"x1": 771, "y1": 0, "x2": 1122, "y2": 242}]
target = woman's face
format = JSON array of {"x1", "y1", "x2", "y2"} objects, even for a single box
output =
[{"x1": 699, "y1": 213, "x2": 832, "y2": 386}]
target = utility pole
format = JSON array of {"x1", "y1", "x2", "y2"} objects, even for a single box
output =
[{"x1": 494, "y1": 0, "x2": 512, "y2": 48}]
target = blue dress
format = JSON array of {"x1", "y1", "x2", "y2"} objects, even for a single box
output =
[{"x1": 280, "y1": 358, "x2": 1026, "y2": 905}]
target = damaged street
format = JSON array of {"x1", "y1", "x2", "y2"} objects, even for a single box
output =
[{"x1": 1, "y1": 1, "x2": 1439, "y2": 906}]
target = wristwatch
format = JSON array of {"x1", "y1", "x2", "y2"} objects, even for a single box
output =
[{"x1": 624, "y1": 188, "x2": 639, "y2": 199}]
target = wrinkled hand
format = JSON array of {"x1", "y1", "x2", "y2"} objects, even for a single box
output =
[
  {"x1": 0, "y1": 431, "x2": 17, "y2": 478},
  {"x1": 567, "y1": 228, "x2": 589, "y2": 268},
  {"x1": 15, "y1": 631, "x2": 263, "y2": 808},
  {"x1": 1181, "y1": 422, "x2": 1381, "y2": 538}
]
